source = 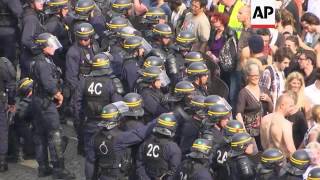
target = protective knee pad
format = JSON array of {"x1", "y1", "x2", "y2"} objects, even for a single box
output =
[{"x1": 49, "y1": 130, "x2": 64, "y2": 159}]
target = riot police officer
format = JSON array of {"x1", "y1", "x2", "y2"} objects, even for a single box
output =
[
  {"x1": 177, "y1": 51, "x2": 203, "y2": 80},
  {"x1": 227, "y1": 132, "x2": 256, "y2": 180},
  {"x1": 179, "y1": 94, "x2": 206, "y2": 156},
  {"x1": 122, "y1": 92, "x2": 145, "y2": 130},
  {"x1": 136, "y1": 113, "x2": 182, "y2": 180},
  {"x1": 0, "y1": 57, "x2": 16, "y2": 172},
  {"x1": 31, "y1": 33, "x2": 74, "y2": 179},
  {"x1": 170, "y1": 31, "x2": 196, "y2": 80},
  {"x1": 103, "y1": 16, "x2": 129, "y2": 51},
  {"x1": 256, "y1": 148, "x2": 285, "y2": 180},
  {"x1": 150, "y1": 23, "x2": 179, "y2": 88},
  {"x1": 136, "y1": 66, "x2": 170, "y2": 122},
  {"x1": 212, "y1": 120, "x2": 245, "y2": 180},
  {"x1": 306, "y1": 167, "x2": 320, "y2": 180},
  {"x1": 186, "y1": 62, "x2": 209, "y2": 96},
  {"x1": 139, "y1": 7, "x2": 166, "y2": 40},
  {"x1": 0, "y1": 0, "x2": 23, "y2": 65},
  {"x1": 65, "y1": 22, "x2": 96, "y2": 116},
  {"x1": 8, "y1": 78, "x2": 35, "y2": 162},
  {"x1": 44, "y1": 0, "x2": 72, "y2": 75},
  {"x1": 20, "y1": 0, "x2": 45, "y2": 77},
  {"x1": 177, "y1": 138, "x2": 214, "y2": 180},
  {"x1": 171, "y1": 80, "x2": 195, "y2": 143},
  {"x1": 70, "y1": 0, "x2": 106, "y2": 41},
  {"x1": 204, "y1": 95, "x2": 232, "y2": 111},
  {"x1": 199, "y1": 104, "x2": 231, "y2": 146},
  {"x1": 280, "y1": 149, "x2": 311, "y2": 180},
  {"x1": 76, "y1": 52, "x2": 123, "y2": 172},
  {"x1": 86, "y1": 102, "x2": 133, "y2": 179},
  {"x1": 121, "y1": 36, "x2": 145, "y2": 93},
  {"x1": 107, "y1": 0, "x2": 132, "y2": 21}
]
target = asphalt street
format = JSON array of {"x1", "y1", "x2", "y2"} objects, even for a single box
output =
[{"x1": 0, "y1": 123, "x2": 86, "y2": 180}]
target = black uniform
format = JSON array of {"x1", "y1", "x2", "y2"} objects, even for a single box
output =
[
  {"x1": 0, "y1": 57, "x2": 16, "y2": 171},
  {"x1": 31, "y1": 53, "x2": 67, "y2": 172},
  {"x1": 178, "y1": 116, "x2": 201, "y2": 156},
  {"x1": 136, "y1": 134, "x2": 182, "y2": 180},
  {"x1": 8, "y1": 95, "x2": 35, "y2": 160},
  {"x1": 140, "y1": 87, "x2": 170, "y2": 121},
  {"x1": 76, "y1": 73, "x2": 123, "y2": 157},
  {"x1": 177, "y1": 158, "x2": 214, "y2": 180},
  {"x1": 89, "y1": 127, "x2": 132, "y2": 179},
  {"x1": 212, "y1": 140, "x2": 230, "y2": 180},
  {"x1": 121, "y1": 56, "x2": 141, "y2": 93},
  {"x1": 20, "y1": 7, "x2": 45, "y2": 77},
  {"x1": 0, "y1": 0, "x2": 23, "y2": 65},
  {"x1": 45, "y1": 15, "x2": 72, "y2": 75},
  {"x1": 226, "y1": 155, "x2": 256, "y2": 180}
]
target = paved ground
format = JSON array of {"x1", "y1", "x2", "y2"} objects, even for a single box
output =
[{"x1": 0, "y1": 123, "x2": 86, "y2": 180}]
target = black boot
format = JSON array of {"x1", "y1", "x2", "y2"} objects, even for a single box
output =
[
  {"x1": 38, "y1": 165, "x2": 52, "y2": 177},
  {"x1": 52, "y1": 159, "x2": 75, "y2": 180},
  {"x1": 0, "y1": 154, "x2": 8, "y2": 172}
]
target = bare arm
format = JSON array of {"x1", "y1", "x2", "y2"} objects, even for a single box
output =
[
  {"x1": 283, "y1": 122, "x2": 296, "y2": 155},
  {"x1": 133, "y1": 0, "x2": 148, "y2": 16}
]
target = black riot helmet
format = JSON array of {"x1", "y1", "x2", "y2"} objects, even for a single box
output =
[
  {"x1": 74, "y1": 0, "x2": 95, "y2": 20},
  {"x1": 186, "y1": 62, "x2": 209, "y2": 80},
  {"x1": 45, "y1": 0, "x2": 68, "y2": 14},
  {"x1": 285, "y1": 149, "x2": 311, "y2": 176},
  {"x1": 204, "y1": 95, "x2": 232, "y2": 111},
  {"x1": 229, "y1": 132, "x2": 253, "y2": 157},
  {"x1": 143, "y1": 56, "x2": 164, "y2": 68},
  {"x1": 188, "y1": 138, "x2": 213, "y2": 159},
  {"x1": 34, "y1": 32, "x2": 62, "y2": 51},
  {"x1": 90, "y1": 52, "x2": 113, "y2": 76},
  {"x1": 99, "y1": 101, "x2": 129, "y2": 129},
  {"x1": 176, "y1": 31, "x2": 196, "y2": 51},
  {"x1": 173, "y1": 80, "x2": 195, "y2": 101},
  {"x1": 144, "y1": 7, "x2": 166, "y2": 24},
  {"x1": 123, "y1": 93, "x2": 144, "y2": 117},
  {"x1": 152, "y1": 23, "x2": 172, "y2": 39},
  {"x1": 17, "y1": 78, "x2": 33, "y2": 97},
  {"x1": 184, "y1": 51, "x2": 204, "y2": 66},
  {"x1": 117, "y1": 26, "x2": 139, "y2": 40},
  {"x1": 74, "y1": 22, "x2": 95, "y2": 40},
  {"x1": 223, "y1": 120, "x2": 245, "y2": 141},
  {"x1": 140, "y1": 66, "x2": 162, "y2": 83},
  {"x1": 111, "y1": 0, "x2": 132, "y2": 14},
  {"x1": 206, "y1": 103, "x2": 231, "y2": 125},
  {"x1": 123, "y1": 36, "x2": 143, "y2": 53},
  {"x1": 106, "y1": 16, "x2": 129, "y2": 31},
  {"x1": 188, "y1": 94, "x2": 206, "y2": 117},
  {"x1": 307, "y1": 167, "x2": 320, "y2": 180},
  {"x1": 153, "y1": 113, "x2": 177, "y2": 138},
  {"x1": 260, "y1": 148, "x2": 285, "y2": 169}
]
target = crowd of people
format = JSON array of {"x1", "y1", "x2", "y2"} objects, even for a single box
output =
[{"x1": 1, "y1": 0, "x2": 320, "y2": 179}]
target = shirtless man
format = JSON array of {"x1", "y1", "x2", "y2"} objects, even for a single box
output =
[{"x1": 261, "y1": 94, "x2": 296, "y2": 157}]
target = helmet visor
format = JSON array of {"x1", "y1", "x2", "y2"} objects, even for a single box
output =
[
  {"x1": 111, "y1": 101, "x2": 129, "y2": 115},
  {"x1": 47, "y1": 35, "x2": 62, "y2": 51}
]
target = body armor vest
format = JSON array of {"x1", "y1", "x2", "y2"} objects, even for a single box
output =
[
  {"x1": 180, "y1": 159, "x2": 208, "y2": 180},
  {"x1": 84, "y1": 75, "x2": 111, "y2": 119},
  {"x1": 143, "y1": 134, "x2": 170, "y2": 177},
  {"x1": 33, "y1": 55, "x2": 61, "y2": 97},
  {"x1": 79, "y1": 47, "x2": 94, "y2": 75},
  {"x1": 93, "y1": 128, "x2": 132, "y2": 175}
]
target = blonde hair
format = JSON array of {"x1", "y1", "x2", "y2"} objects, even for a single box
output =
[
  {"x1": 285, "y1": 72, "x2": 305, "y2": 108},
  {"x1": 312, "y1": 105, "x2": 320, "y2": 124}
]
